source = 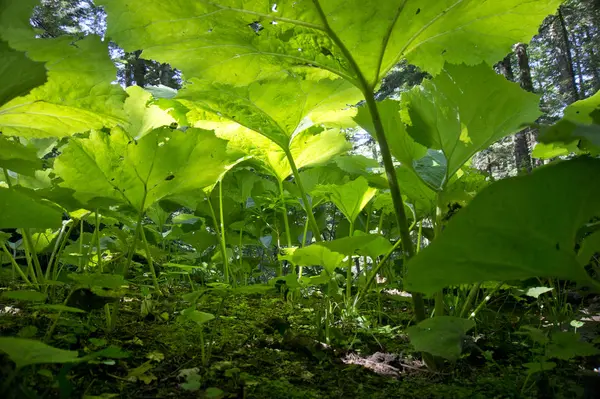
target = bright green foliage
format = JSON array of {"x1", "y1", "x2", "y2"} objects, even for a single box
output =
[
  {"x1": 394, "y1": 166, "x2": 436, "y2": 216},
  {"x1": 0, "y1": 0, "x2": 126, "y2": 138},
  {"x1": 286, "y1": 245, "x2": 345, "y2": 275},
  {"x1": 99, "y1": 0, "x2": 560, "y2": 86},
  {"x1": 219, "y1": 127, "x2": 350, "y2": 182},
  {"x1": 536, "y1": 90, "x2": 600, "y2": 157},
  {"x1": 406, "y1": 157, "x2": 600, "y2": 295},
  {"x1": 313, "y1": 176, "x2": 376, "y2": 224},
  {"x1": 406, "y1": 316, "x2": 475, "y2": 360},
  {"x1": 124, "y1": 86, "x2": 176, "y2": 140},
  {"x1": 180, "y1": 70, "x2": 361, "y2": 149},
  {"x1": 0, "y1": 40, "x2": 46, "y2": 105},
  {"x1": 0, "y1": 187, "x2": 63, "y2": 228},
  {"x1": 516, "y1": 287, "x2": 554, "y2": 299},
  {"x1": 1, "y1": 290, "x2": 47, "y2": 302},
  {"x1": 0, "y1": 337, "x2": 81, "y2": 369},
  {"x1": 355, "y1": 99, "x2": 427, "y2": 166},
  {"x1": 0, "y1": 136, "x2": 42, "y2": 176},
  {"x1": 402, "y1": 63, "x2": 541, "y2": 180},
  {"x1": 318, "y1": 234, "x2": 393, "y2": 260},
  {"x1": 54, "y1": 127, "x2": 240, "y2": 210},
  {"x1": 180, "y1": 308, "x2": 215, "y2": 325},
  {"x1": 545, "y1": 332, "x2": 600, "y2": 360}
]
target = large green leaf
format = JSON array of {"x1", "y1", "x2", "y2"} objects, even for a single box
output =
[
  {"x1": 0, "y1": 187, "x2": 63, "y2": 229},
  {"x1": 407, "y1": 316, "x2": 475, "y2": 360},
  {"x1": 406, "y1": 157, "x2": 600, "y2": 295},
  {"x1": 100, "y1": 0, "x2": 560, "y2": 87},
  {"x1": 317, "y1": 234, "x2": 393, "y2": 260},
  {"x1": 0, "y1": 135, "x2": 42, "y2": 176},
  {"x1": 402, "y1": 63, "x2": 541, "y2": 179},
  {"x1": 286, "y1": 245, "x2": 345, "y2": 275},
  {"x1": 124, "y1": 86, "x2": 177, "y2": 140},
  {"x1": 216, "y1": 126, "x2": 350, "y2": 182},
  {"x1": 180, "y1": 70, "x2": 361, "y2": 149},
  {"x1": 313, "y1": 176, "x2": 377, "y2": 224},
  {"x1": 0, "y1": 1, "x2": 126, "y2": 138},
  {"x1": 0, "y1": 40, "x2": 46, "y2": 105},
  {"x1": 537, "y1": 90, "x2": 600, "y2": 155},
  {"x1": 0, "y1": 337, "x2": 81, "y2": 369},
  {"x1": 395, "y1": 166, "x2": 436, "y2": 216},
  {"x1": 54, "y1": 127, "x2": 241, "y2": 210},
  {"x1": 545, "y1": 332, "x2": 600, "y2": 360},
  {"x1": 355, "y1": 99, "x2": 426, "y2": 166}
]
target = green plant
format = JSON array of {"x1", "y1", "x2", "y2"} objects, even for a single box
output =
[{"x1": 1, "y1": 0, "x2": 600, "y2": 386}]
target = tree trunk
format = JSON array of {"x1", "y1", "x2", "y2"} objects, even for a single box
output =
[
  {"x1": 584, "y1": 26, "x2": 600, "y2": 93},
  {"x1": 132, "y1": 50, "x2": 147, "y2": 87},
  {"x1": 554, "y1": 8, "x2": 580, "y2": 103},
  {"x1": 497, "y1": 54, "x2": 515, "y2": 81},
  {"x1": 514, "y1": 44, "x2": 534, "y2": 172}
]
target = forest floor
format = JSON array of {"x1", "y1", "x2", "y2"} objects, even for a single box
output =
[{"x1": 1, "y1": 283, "x2": 599, "y2": 399}]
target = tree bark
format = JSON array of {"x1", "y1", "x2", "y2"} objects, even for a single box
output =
[
  {"x1": 584, "y1": 26, "x2": 600, "y2": 93},
  {"x1": 554, "y1": 8, "x2": 580, "y2": 103},
  {"x1": 514, "y1": 44, "x2": 535, "y2": 172},
  {"x1": 497, "y1": 54, "x2": 515, "y2": 82},
  {"x1": 132, "y1": 50, "x2": 147, "y2": 87}
]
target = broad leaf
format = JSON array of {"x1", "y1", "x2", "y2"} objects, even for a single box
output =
[
  {"x1": 578, "y1": 230, "x2": 600, "y2": 266},
  {"x1": 124, "y1": 86, "x2": 177, "y2": 140},
  {"x1": 100, "y1": 0, "x2": 560, "y2": 86},
  {"x1": 215, "y1": 126, "x2": 350, "y2": 182},
  {"x1": 1, "y1": 290, "x2": 47, "y2": 302},
  {"x1": 523, "y1": 362, "x2": 556, "y2": 375},
  {"x1": 537, "y1": 90, "x2": 600, "y2": 154},
  {"x1": 317, "y1": 234, "x2": 393, "y2": 260},
  {"x1": 334, "y1": 155, "x2": 379, "y2": 176},
  {"x1": 35, "y1": 304, "x2": 87, "y2": 313},
  {"x1": 0, "y1": 337, "x2": 81, "y2": 369},
  {"x1": 403, "y1": 63, "x2": 541, "y2": 179},
  {"x1": 313, "y1": 176, "x2": 377, "y2": 224},
  {"x1": 0, "y1": 1, "x2": 126, "y2": 138},
  {"x1": 406, "y1": 316, "x2": 475, "y2": 361},
  {"x1": 395, "y1": 166, "x2": 436, "y2": 216},
  {"x1": 406, "y1": 158, "x2": 600, "y2": 295},
  {"x1": 180, "y1": 70, "x2": 361, "y2": 149},
  {"x1": 0, "y1": 36, "x2": 126, "y2": 138},
  {"x1": 355, "y1": 99, "x2": 427, "y2": 166},
  {"x1": 0, "y1": 136, "x2": 42, "y2": 176},
  {"x1": 54, "y1": 127, "x2": 240, "y2": 210},
  {"x1": 0, "y1": 40, "x2": 46, "y2": 105},
  {"x1": 287, "y1": 245, "x2": 345, "y2": 275},
  {"x1": 180, "y1": 308, "x2": 215, "y2": 325},
  {"x1": 0, "y1": 187, "x2": 63, "y2": 229},
  {"x1": 545, "y1": 332, "x2": 600, "y2": 360}
]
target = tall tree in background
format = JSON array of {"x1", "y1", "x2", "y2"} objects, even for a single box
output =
[
  {"x1": 553, "y1": 7, "x2": 580, "y2": 103},
  {"x1": 32, "y1": 0, "x2": 180, "y2": 90},
  {"x1": 515, "y1": 44, "x2": 536, "y2": 172}
]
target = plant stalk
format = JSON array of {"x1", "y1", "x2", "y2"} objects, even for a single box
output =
[
  {"x1": 278, "y1": 179, "x2": 293, "y2": 248},
  {"x1": 284, "y1": 149, "x2": 322, "y2": 242}
]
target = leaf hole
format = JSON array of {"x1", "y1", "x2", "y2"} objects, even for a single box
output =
[{"x1": 416, "y1": 8, "x2": 421, "y2": 14}]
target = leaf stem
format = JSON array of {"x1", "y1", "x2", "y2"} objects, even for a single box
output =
[
  {"x1": 95, "y1": 210, "x2": 103, "y2": 273},
  {"x1": 218, "y1": 181, "x2": 230, "y2": 283},
  {"x1": 1, "y1": 241, "x2": 33, "y2": 287},
  {"x1": 278, "y1": 178, "x2": 293, "y2": 248},
  {"x1": 139, "y1": 224, "x2": 162, "y2": 295},
  {"x1": 284, "y1": 149, "x2": 322, "y2": 242},
  {"x1": 346, "y1": 221, "x2": 355, "y2": 302}
]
